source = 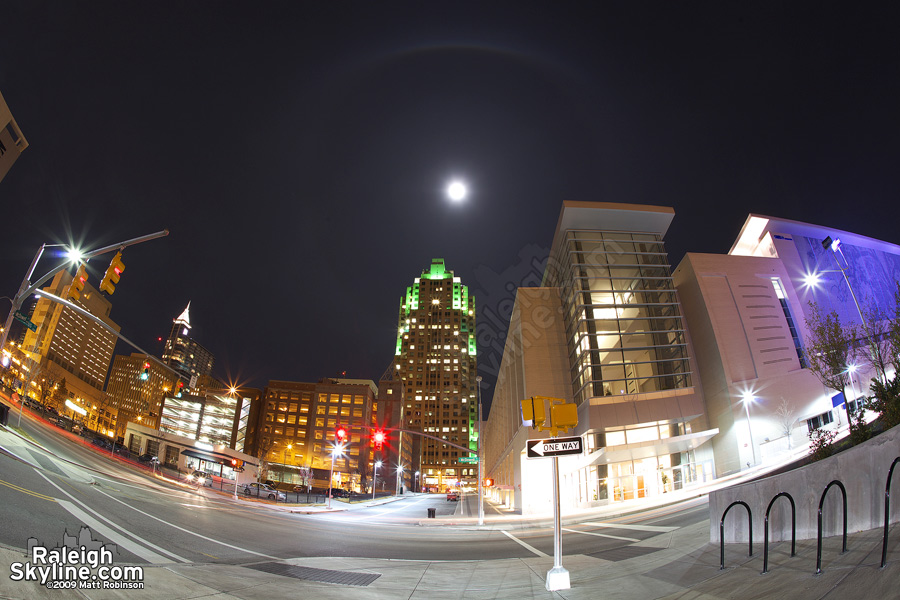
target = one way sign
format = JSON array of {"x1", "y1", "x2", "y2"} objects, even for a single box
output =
[{"x1": 526, "y1": 436, "x2": 583, "y2": 459}]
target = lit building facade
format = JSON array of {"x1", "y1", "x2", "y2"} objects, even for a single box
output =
[
  {"x1": 159, "y1": 388, "x2": 251, "y2": 450},
  {"x1": 105, "y1": 352, "x2": 177, "y2": 433},
  {"x1": 161, "y1": 302, "x2": 214, "y2": 385},
  {"x1": 20, "y1": 270, "x2": 120, "y2": 413},
  {"x1": 484, "y1": 202, "x2": 715, "y2": 514},
  {"x1": 674, "y1": 214, "x2": 900, "y2": 475},
  {"x1": 394, "y1": 259, "x2": 478, "y2": 492},
  {"x1": 0, "y1": 89, "x2": 29, "y2": 184},
  {"x1": 254, "y1": 379, "x2": 382, "y2": 491}
]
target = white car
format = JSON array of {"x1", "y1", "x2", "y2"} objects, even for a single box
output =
[{"x1": 241, "y1": 482, "x2": 286, "y2": 501}]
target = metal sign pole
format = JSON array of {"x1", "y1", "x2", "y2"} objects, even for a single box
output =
[{"x1": 546, "y1": 454, "x2": 570, "y2": 591}]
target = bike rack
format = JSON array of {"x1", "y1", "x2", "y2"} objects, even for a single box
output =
[
  {"x1": 881, "y1": 457, "x2": 900, "y2": 568},
  {"x1": 720, "y1": 500, "x2": 752, "y2": 570},
  {"x1": 816, "y1": 480, "x2": 847, "y2": 575},
  {"x1": 762, "y1": 492, "x2": 796, "y2": 574}
]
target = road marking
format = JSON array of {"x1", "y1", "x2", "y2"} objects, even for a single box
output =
[
  {"x1": 0, "y1": 477, "x2": 57, "y2": 501},
  {"x1": 562, "y1": 527, "x2": 639, "y2": 542},
  {"x1": 93, "y1": 487, "x2": 280, "y2": 560},
  {"x1": 583, "y1": 521, "x2": 678, "y2": 533},
  {"x1": 36, "y1": 470, "x2": 188, "y2": 564},
  {"x1": 501, "y1": 530, "x2": 550, "y2": 558},
  {"x1": 368, "y1": 496, "x2": 432, "y2": 517}
]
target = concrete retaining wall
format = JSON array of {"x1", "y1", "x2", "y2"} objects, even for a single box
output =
[{"x1": 710, "y1": 423, "x2": 900, "y2": 543}]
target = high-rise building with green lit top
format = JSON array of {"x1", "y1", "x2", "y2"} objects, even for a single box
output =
[{"x1": 394, "y1": 259, "x2": 477, "y2": 492}]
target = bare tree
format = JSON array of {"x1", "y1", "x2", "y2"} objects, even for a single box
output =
[
  {"x1": 860, "y1": 301, "x2": 892, "y2": 385},
  {"x1": 774, "y1": 397, "x2": 796, "y2": 448},
  {"x1": 804, "y1": 302, "x2": 858, "y2": 436}
]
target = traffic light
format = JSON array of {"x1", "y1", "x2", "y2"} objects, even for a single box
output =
[
  {"x1": 140, "y1": 362, "x2": 150, "y2": 381},
  {"x1": 373, "y1": 429, "x2": 385, "y2": 450},
  {"x1": 174, "y1": 381, "x2": 184, "y2": 398},
  {"x1": 484, "y1": 478, "x2": 493, "y2": 487},
  {"x1": 99, "y1": 251, "x2": 125, "y2": 295},
  {"x1": 68, "y1": 265, "x2": 88, "y2": 301},
  {"x1": 335, "y1": 424, "x2": 348, "y2": 443}
]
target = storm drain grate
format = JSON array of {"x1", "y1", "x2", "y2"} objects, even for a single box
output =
[{"x1": 244, "y1": 562, "x2": 381, "y2": 586}]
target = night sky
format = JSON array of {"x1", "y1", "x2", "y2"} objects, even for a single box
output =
[{"x1": 1, "y1": 3, "x2": 898, "y2": 414}]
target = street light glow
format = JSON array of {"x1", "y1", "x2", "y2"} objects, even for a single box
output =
[{"x1": 65, "y1": 248, "x2": 83, "y2": 262}]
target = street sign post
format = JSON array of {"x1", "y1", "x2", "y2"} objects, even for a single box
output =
[{"x1": 526, "y1": 436, "x2": 583, "y2": 459}]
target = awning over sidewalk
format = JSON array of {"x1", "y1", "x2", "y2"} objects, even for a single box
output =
[{"x1": 181, "y1": 449, "x2": 230, "y2": 466}]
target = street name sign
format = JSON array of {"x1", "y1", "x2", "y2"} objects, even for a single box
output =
[
  {"x1": 13, "y1": 310, "x2": 36, "y2": 332},
  {"x1": 526, "y1": 436, "x2": 583, "y2": 459},
  {"x1": 459, "y1": 456, "x2": 479, "y2": 464}
]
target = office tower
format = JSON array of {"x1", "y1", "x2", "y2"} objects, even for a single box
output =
[
  {"x1": 393, "y1": 258, "x2": 478, "y2": 492},
  {"x1": 20, "y1": 270, "x2": 120, "y2": 413},
  {"x1": 105, "y1": 352, "x2": 177, "y2": 432},
  {"x1": 161, "y1": 302, "x2": 214, "y2": 385}
]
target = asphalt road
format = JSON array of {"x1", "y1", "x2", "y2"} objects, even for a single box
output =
[{"x1": 0, "y1": 411, "x2": 707, "y2": 567}]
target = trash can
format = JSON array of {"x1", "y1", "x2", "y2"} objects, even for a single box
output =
[
  {"x1": 427, "y1": 508, "x2": 436, "y2": 518},
  {"x1": 0, "y1": 403, "x2": 9, "y2": 426}
]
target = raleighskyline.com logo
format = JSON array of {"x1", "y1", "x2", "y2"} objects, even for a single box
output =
[{"x1": 8, "y1": 526, "x2": 144, "y2": 590}]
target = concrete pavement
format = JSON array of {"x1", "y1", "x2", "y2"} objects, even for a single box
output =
[{"x1": 2, "y1": 417, "x2": 899, "y2": 598}]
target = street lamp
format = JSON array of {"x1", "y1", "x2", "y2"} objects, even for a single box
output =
[
  {"x1": 372, "y1": 460, "x2": 381, "y2": 501},
  {"x1": 415, "y1": 471, "x2": 420, "y2": 493},
  {"x1": 742, "y1": 391, "x2": 756, "y2": 467},
  {"x1": 476, "y1": 375, "x2": 484, "y2": 526},
  {"x1": 328, "y1": 442, "x2": 345, "y2": 508}
]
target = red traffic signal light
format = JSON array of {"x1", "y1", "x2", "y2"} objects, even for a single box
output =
[
  {"x1": 99, "y1": 251, "x2": 125, "y2": 295},
  {"x1": 373, "y1": 429, "x2": 385, "y2": 449},
  {"x1": 335, "y1": 424, "x2": 348, "y2": 443},
  {"x1": 140, "y1": 362, "x2": 150, "y2": 381},
  {"x1": 174, "y1": 381, "x2": 184, "y2": 398},
  {"x1": 68, "y1": 265, "x2": 88, "y2": 301},
  {"x1": 483, "y1": 478, "x2": 494, "y2": 487}
]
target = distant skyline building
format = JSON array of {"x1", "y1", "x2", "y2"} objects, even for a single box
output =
[
  {"x1": 161, "y1": 302, "x2": 214, "y2": 385},
  {"x1": 158, "y1": 387, "x2": 251, "y2": 451},
  {"x1": 105, "y1": 352, "x2": 178, "y2": 434},
  {"x1": 393, "y1": 258, "x2": 478, "y2": 492}
]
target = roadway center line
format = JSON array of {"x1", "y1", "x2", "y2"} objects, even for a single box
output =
[
  {"x1": 35, "y1": 471, "x2": 184, "y2": 564},
  {"x1": 92, "y1": 487, "x2": 280, "y2": 560},
  {"x1": 561, "y1": 528, "x2": 639, "y2": 542},
  {"x1": 501, "y1": 530, "x2": 550, "y2": 558},
  {"x1": 583, "y1": 521, "x2": 678, "y2": 533}
]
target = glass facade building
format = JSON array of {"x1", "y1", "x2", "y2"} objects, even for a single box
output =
[{"x1": 545, "y1": 229, "x2": 692, "y2": 405}]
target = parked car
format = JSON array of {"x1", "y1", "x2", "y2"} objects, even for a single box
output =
[
  {"x1": 327, "y1": 488, "x2": 350, "y2": 498},
  {"x1": 292, "y1": 485, "x2": 310, "y2": 493},
  {"x1": 241, "y1": 482, "x2": 286, "y2": 501},
  {"x1": 187, "y1": 470, "x2": 213, "y2": 486},
  {"x1": 136, "y1": 453, "x2": 157, "y2": 463},
  {"x1": 447, "y1": 490, "x2": 460, "y2": 501}
]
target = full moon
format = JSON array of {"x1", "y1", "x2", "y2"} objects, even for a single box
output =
[{"x1": 446, "y1": 180, "x2": 468, "y2": 202}]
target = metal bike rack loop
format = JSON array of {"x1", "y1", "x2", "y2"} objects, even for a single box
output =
[
  {"x1": 720, "y1": 500, "x2": 753, "y2": 570},
  {"x1": 881, "y1": 457, "x2": 900, "y2": 568},
  {"x1": 762, "y1": 492, "x2": 796, "y2": 574},
  {"x1": 816, "y1": 480, "x2": 847, "y2": 575}
]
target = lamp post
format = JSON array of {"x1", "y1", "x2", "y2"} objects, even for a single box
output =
[
  {"x1": 415, "y1": 471, "x2": 420, "y2": 493},
  {"x1": 372, "y1": 460, "x2": 381, "y2": 501},
  {"x1": 328, "y1": 443, "x2": 344, "y2": 509},
  {"x1": 282, "y1": 443, "x2": 292, "y2": 483},
  {"x1": 395, "y1": 464, "x2": 404, "y2": 496},
  {"x1": 742, "y1": 392, "x2": 756, "y2": 467},
  {"x1": 476, "y1": 375, "x2": 484, "y2": 526}
]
